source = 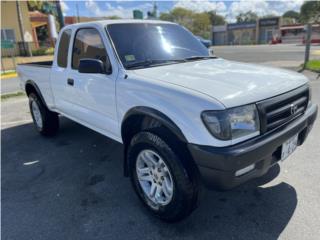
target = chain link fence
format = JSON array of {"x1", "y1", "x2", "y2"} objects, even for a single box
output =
[{"x1": 1, "y1": 41, "x2": 54, "y2": 72}]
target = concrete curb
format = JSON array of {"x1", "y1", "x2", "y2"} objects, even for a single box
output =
[{"x1": 1, "y1": 91, "x2": 25, "y2": 100}]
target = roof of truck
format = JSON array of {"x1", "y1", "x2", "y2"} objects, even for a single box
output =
[{"x1": 67, "y1": 19, "x2": 176, "y2": 28}]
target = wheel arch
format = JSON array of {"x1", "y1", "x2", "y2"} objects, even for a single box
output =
[
  {"x1": 121, "y1": 106, "x2": 188, "y2": 145},
  {"x1": 25, "y1": 80, "x2": 48, "y2": 108},
  {"x1": 121, "y1": 106, "x2": 195, "y2": 177}
]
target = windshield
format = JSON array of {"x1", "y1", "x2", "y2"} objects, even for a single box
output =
[{"x1": 106, "y1": 23, "x2": 209, "y2": 69}]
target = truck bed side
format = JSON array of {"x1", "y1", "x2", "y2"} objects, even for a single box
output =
[{"x1": 17, "y1": 63, "x2": 55, "y2": 109}]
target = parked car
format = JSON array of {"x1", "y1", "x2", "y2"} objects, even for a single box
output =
[
  {"x1": 17, "y1": 20, "x2": 318, "y2": 222},
  {"x1": 195, "y1": 35, "x2": 211, "y2": 48}
]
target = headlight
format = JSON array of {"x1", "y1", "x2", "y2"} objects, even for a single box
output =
[{"x1": 201, "y1": 104, "x2": 260, "y2": 142}]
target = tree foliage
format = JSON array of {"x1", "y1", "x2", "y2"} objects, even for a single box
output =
[
  {"x1": 300, "y1": 1, "x2": 320, "y2": 23},
  {"x1": 236, "y1": 11, "x2": 258, "y2": 23},
  {"x1": 282, "y1": 10, "x2": 300, "y2": 20},
  {"x1": 159, "y1": 7, "x2": 225, "y2": 39},
  {"x1": 206, "y1": 11, "x2": 226, "y2": 26},
  {"x1": 28, "y1": 0, "x2": 57, "y2": 16}
]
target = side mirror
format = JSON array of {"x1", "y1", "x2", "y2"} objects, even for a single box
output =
[{"x1": 78, "y1": 59, "x2": 112, "y2": 74}]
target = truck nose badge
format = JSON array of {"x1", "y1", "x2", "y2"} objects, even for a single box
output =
[{"x1": 290, "y1": 103, "x2": 298, "y2": 115}]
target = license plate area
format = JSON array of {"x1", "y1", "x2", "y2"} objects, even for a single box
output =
[{"x1": 281, "y1": 134, "x2": 298, "y2": 161}]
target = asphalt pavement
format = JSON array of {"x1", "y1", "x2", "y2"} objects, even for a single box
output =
[
  {"x1": 1, "y1": 48, "x2": 320, "y2": 240},
  {"x1": 213, "y1": 44, "x2": 320, "y2": 66}
]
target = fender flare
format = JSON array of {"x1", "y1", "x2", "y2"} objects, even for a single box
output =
[
  {"x1": 121, "y1": 107, "x2": 189, "y2": 177},
  {"x1": 25, "y1": 80, "x2": 48, "y2": 108},
  {"x1": 121, "y1": 106, "x2": 188, "y2": 143}
]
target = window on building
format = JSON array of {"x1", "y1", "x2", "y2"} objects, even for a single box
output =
[
  {"x1": 57, "y1": 29, "x2": 71, "y2": 68},
  {"x1": 72, "y1": 28, "x2": 108, "y2": 70},
  {"x1": 1, "y1": 29, "x2": 16, "y2": 42}
]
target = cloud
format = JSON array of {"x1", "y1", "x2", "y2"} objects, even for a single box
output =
[
  {"x1": 85, "y1": 0, "x2": 104, "y2": 16},
  {"x1": 84, "y1": 0, "x2": 305, "y2": 22},
  {"x1": 85, "y1": 0, "x2": 153, "y2": 18},
  {"x1": 60, "y1": 0, "x2": 69, "y2": 16},
  {"x1": 174, "y1": 0, "x2": 227, "y2": 14},
  {"x1": 228, "y1": 0, "x2": 304, "y2": 22},
  {"x1": 171, "y1": 0, "x2": 305, "y2": 23}
]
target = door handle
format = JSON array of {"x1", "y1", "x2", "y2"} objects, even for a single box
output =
[{"x1": 67, "y1": 78, "x2": 74, "y2": 86}]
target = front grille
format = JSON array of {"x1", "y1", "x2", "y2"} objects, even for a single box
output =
[{"x1": 256, "y1": 85, "x2": 309, "y2": 134}]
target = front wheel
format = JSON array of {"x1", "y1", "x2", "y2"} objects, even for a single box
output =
[{"x1": 127, "y1": 131, "x2": 198, "y2": 222}]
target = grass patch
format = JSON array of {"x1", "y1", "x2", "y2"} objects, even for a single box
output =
[
  {"x1": 1, "y1": 70, "x2": 16, "y2": 76},
  {"x1": 305, "y1": 60, "x2": 320, "y2": 72},
  {"x1": 1, "y1": 91, "x2": 25, "y2": 101}
]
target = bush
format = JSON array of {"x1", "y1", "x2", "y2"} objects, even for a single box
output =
[
  {"x1": 32, "y1": 47, "x2": 54, "y2": 56},
  {"x1": 45, "y1": 47, "x2": 54, "y2": 55}
]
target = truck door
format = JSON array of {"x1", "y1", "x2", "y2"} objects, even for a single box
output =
[
  {"x1": 67, "y1": 27, "x2": 119, "y2": 139},
  {"x1": 51, "y1": 29, "x2": 79, "y2": 115}
]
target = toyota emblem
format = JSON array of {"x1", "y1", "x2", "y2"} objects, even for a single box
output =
[{"x1": 290, "y1": 103, "x2": 298, "y2": 115}]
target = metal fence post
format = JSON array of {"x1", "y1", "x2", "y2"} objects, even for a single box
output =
[{"x1": 304, "y1": 23, "x2": 312, "y2": 68}]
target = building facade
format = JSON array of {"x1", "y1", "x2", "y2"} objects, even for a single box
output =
[
  {"x1": 227, "y1": 22, "x2": 257, "y2": 45},
  {"x1": 1, "y1": 1, "x2": 34, "y2": 55},
  {"x1": 212, "y1": 25, "x2": 227, "y2": 45},
  {"x1": 258, "y1": 17, "x2": 280, "y2": 44}
]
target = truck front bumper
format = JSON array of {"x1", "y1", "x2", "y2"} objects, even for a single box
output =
[{"x1": 188, "y1": 103, "x2": 318, "y2": 190}]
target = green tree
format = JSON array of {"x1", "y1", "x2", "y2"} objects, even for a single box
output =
[
  {"x1": 300, "y1": 1, "x2": 320, "y2": 23},
  {"x1": 159, "y1": 7, "x2": 212, "y2": 38},
  {"x1": 28, "y1": 0, "x2": 57, "y2": 15},
  {"x1": 106, "y1": 15, "x2": 121, "y2": 20},
  {"x1": 206, "y1": 11, "x2": 226, "y2": 26},
  {"x1": 169, "y1": 7, "x2": 194, "y2": 30},
  {"x1": 191, "y1": 13, "x2": 211, "y2": 39},
  {"x1": 159, "y1": 12, "x2": 174, "y2": 22},
  {"x1": 282, "y1": 10, "x2": 300, "y2": 24},
  {"x1": 282, "y1": 10, "x2": 300, "y2": 20},
  {"x1": 236, "y1": 11, "x2": 258, "y2": 23}
]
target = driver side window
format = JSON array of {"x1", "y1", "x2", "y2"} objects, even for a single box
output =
[{"x1": 72, "y1": 28, "x2": 109, "y2": 70}]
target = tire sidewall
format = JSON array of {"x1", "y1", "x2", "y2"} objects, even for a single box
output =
[
  {"x1": 128, "y1": 132, "x2": 195, "y2": 220},
  {"x1": 29, "y1": 93, "x2": 45, "y2": 132}
]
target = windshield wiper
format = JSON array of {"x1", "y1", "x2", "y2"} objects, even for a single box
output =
[
  {"x1": 183, "y1": 56, "x2": 217, "y2": 61},
  {"x1": 126, "y1": 59, "x2": 185, "y2": 69}
]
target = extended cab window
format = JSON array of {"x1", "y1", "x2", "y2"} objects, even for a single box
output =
[
  {"x1": 72, "y1": 28, "x2": 108, "y2": 69},
  {"x1": 57, "y1": 30, "x2": 71, "y2": 68}
]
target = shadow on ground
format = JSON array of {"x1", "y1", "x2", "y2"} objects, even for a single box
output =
[{"x1": 1, "y1": 118, "x2": 297, "y2": 240}]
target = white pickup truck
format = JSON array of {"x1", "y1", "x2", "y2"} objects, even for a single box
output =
[{"x1": 18, "y1": 20, "x2": 318, "y2": 221}]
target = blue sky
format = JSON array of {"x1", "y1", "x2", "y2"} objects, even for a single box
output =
[{"x1": 60, "y1": 0, "x2": 304, "y2": 23}]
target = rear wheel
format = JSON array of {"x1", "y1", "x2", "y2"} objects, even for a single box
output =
[
  {"x1": 28, "y1": 93, "x2": 59, "y2": 136},
  {"x1": 128, "y1": 131, "x2": 198, "y2": 222}
]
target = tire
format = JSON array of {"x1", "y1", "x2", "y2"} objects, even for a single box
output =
[
  {"x1": 127, "y1": 131, "x2": 198, "y2": 222},
  {"x1": 28, "y1": 93, "x2": 59, "y2": 136}
]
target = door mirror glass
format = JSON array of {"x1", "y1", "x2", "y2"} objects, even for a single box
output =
[{"x1": 78, "y1": 59, "x2": 106, "y2": 74}]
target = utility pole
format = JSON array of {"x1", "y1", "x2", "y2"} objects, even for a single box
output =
[
  {"x1": 304, "y1": 23, "x2": 312, "y2": 69},
  {"x1": 16, "y1": 1, "x2": 31, "y2": 56},
  {"x1": 76, "y1": 3, "x2": 80, "y2": 23}
]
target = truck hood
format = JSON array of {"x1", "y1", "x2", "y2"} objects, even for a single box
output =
[{"x1": 133, "y1": 58, "x2": 308, "y2": 108}]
